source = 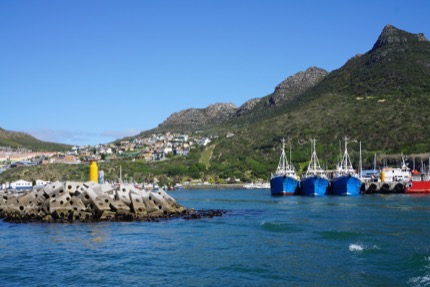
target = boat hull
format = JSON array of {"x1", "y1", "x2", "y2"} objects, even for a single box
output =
[
  {"x1": 270, "y1": 175, "x2": 299, "y2": 196},
  {"x1": 405, "y1": 181, "x2": 430, "y2": 193},
  {"x1": 300, "y1": 176, "x2": 329, "y2": 196},
  {"x1": 330, "y1": 175, "x2": 361, "y2": 195}
]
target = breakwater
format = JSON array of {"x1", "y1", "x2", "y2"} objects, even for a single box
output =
[{"x1": 0, "y1": 181, "x2": 225, "y2": 223}]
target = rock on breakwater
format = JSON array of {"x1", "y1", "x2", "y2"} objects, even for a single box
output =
[{"x1": 0, "y1": 181, "x2": 225, "y2": 223}]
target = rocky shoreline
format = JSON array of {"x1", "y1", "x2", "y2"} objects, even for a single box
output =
[{"x1": 0, "y1": 181, "x2": 226, "y2": 223}]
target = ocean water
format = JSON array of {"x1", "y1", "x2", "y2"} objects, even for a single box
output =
[{"x1": 1, "y1": 189, "x2": 430, "y2": 287}]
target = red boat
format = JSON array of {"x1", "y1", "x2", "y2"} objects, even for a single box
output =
[{"x1": 405, "y1": 180, "x2": 430, "y2": 193}]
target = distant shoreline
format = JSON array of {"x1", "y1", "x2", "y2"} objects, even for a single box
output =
[{"x1": 181, "y1": 183, "x2": 246, "y2": 190}]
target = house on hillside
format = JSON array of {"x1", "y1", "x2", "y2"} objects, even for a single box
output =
[
  {"x1": 199, "y1": 137, "x2": 211, "y2": 146},
  {"x1": 153, "y1": 150, "x2": 165, "y2": 161},
  {"x1": 138, "y1": 150, "x2": 154, "y2": 162}
]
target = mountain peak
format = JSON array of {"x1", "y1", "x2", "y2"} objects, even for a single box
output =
[
  {"x1": 372, "y1": 24, "x2": 427, "y2": 51},
  {"x1": 158, "y1": 103, "x2": 237, "y2": 132},
  {"x1": 267, "y1": 66, "x2": 328, "y2": 107}
]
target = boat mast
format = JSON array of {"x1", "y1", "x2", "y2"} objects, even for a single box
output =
[
  {"x1": 310, "y1": 138, "x2": 321, "y2": 171},
  {"x1": 276, "y1": 138, "x2": 288, "y2": 174},
  {"x1": 312, "y1": 139, "x2": 316, "y2": 171},
  {"x1": 373, "y1": 153, "x2": 376, "y2": 172},
  {"x1": 282, "y1": 138, "x2": 286, "y2": 172},
  {"x1": 341, "y1": 137, "x2": 353, "y2": 172},
  {"x1": 359, "y1": 141, "x2": 362, "y2": 178},
  {"x1": 289, "y1": 141, "x2": 292, "y2": 170}
]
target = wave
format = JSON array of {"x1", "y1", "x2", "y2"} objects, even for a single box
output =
[
  {"x1": 408, "y1": 274, "x2": 430, "y2": 287},
  {"x1": 349, "y1": 243, "x2": 380, "y2": 252},
  {"x1": 407, "y1": 256, "x2": 430, "y2": 287}
]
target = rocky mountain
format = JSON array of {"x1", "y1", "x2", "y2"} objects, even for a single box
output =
[
  {"x1": 157, "y1": 103, "x2": 238, "y2": 132},
  {"x1": 213, "y1": 24, "x2": 430, "y2": 163},
  {"x1": 236, "y1": 98, "x2": 261, "y2": 116},
  {"x1": 139, "y1": 24, "x2": 430, "y2": 159},
  {"x1": 266, "y1": 66, "x2": 329, "y2": 107},
  {"x1": 324, "y1": 24, "x2": 430, "y2": 97},
  {"x1": 154, "y1": 66, "x2": 328, "y2": 132},
  {"x1": 372, "y1": 24, "x2": 428, "y2": 51},
  {"x1": 169, "y1": 24, "x2": 430, "y2": 175}
]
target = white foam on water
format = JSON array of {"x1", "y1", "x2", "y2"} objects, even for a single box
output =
[
  {"x1": 407, "y1": 256, "x2": 430, "y2": 286},
  {"x1": 349, "y1": 243, "x2": 364, "y2": 252},
  {"x1": 408, "y1": 274, "x2": 430, "y2": 287},
  {"x1": 349, "y1": 243, "x2": 380, "y2": 252}
]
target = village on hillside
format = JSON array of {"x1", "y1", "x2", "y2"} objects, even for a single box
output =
[{"x1": 0, "y1": 132, "x2": 222, "y2": 187}]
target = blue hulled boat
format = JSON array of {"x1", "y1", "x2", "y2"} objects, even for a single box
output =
[
  {"x1": 300, "y1": 139, "x2": 329, "y2": 196},
  {"x1": 270, "y1": 139, "x2": 299, "y2": 196},
  {"x1": 330, "y1": 138, "x2": 361, "y2": 195}
]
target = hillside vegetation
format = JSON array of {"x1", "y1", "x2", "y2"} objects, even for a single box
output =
[{"x1": 0, "y1": 128, "x2": 70, "y2": 151}]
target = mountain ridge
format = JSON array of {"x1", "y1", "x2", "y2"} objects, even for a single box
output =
[{"x1": 0, "y1": 127, "x2": 70, "y2": 151}]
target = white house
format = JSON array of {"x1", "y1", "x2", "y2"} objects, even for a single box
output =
[
  {"x1": 10, "y1": 179, "x2": 32, "y2": 191},
  {"x1": 200, "y1": 138, "x2": 211, "y2": 146},
  {"x1": 164, "y1": 147, "x2": 173, "y2": 155}
]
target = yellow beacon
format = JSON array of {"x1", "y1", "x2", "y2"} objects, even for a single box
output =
[{"x1": 89, "y1": 160, "x2": 99, "y2": 183}]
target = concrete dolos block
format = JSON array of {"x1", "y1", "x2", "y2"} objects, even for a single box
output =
[
  {"x1": 64, "y1": 181, "x2": 86, "y2": 196},
  {"x1": 87, "y1": 195, "x2": 112, "y2": 215},
  {"x1": 141, "y1": 191, "x2": 164, "y2": 215},
  {"x1": 109, "y1": 200, "x2": 130, "y2": 213},
  {"x1": 129, "y1": 193, "x2": 147, "y2": 215},
  {"x1": 154, "y1": 188, "x2": 177, "y2": 206},
  {"x1": 115, "y1": 185, "x2": 132, "y2": 206},
  {"x1": 79, "y1": 187, "x2": 99, "y2": 206}
]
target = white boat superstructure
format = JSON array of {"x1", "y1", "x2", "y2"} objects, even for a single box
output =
[
  {"x1": 381, "y1": 154, "x2": 411, "y2": 182},
  {"x1": 334, "y1": 137, "x2": 358, "y2": 178},
  {"x1": 303, "y1": 139, "x2": 327, "y2": 179},
  {"x1": 272, "y1": 138, "x2": 297, "y2": 179}
]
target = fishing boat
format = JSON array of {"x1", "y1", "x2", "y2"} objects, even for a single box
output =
[
  {"x1": 405, "y1": 169, "x2": 430, "y2": 193},
  {"x1": 405, "y1": 180, "x2": 430, "y2": 193},
  {"x1": 380, "y1": 154, "x2": 411, "y2": 183},
  {"x1": 270, "y1": 138, "x2": 299, "y2": 196},
  {"x1": 300, "y1": 139, "x2": 329, "y2": 196},
  {"x1": 330, "y1": 138, "x2": 362, "y2": 195}
]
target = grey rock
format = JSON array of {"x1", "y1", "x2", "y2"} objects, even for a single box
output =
[{"x1": 268, "y1": 66, "x2": 328, "y2": 107}]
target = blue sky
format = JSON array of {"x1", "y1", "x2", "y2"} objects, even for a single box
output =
[{"x1": 1, "y1": 0, "x2": 429, "y2": 146}]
